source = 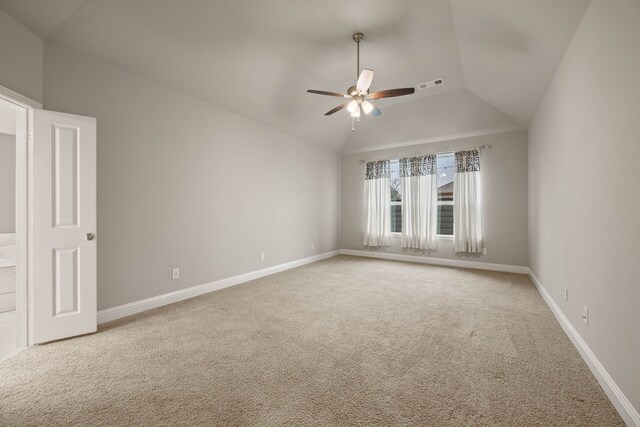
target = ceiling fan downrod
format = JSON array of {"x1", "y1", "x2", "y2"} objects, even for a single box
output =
[{"x1": 353, "y1": 32, "x2": 364, "y2": 82}]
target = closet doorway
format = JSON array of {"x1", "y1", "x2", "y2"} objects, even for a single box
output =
[
  {"x1": 0, "y1": 91, "x2": 28, "y2": 361},
  {"x1": 0, "y1": 85, "x2": 98, "y2": 362}
]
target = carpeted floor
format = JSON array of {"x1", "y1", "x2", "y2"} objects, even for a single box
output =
[{"x1": 0, "y1": 255, "x2": 623, "y2": 426}]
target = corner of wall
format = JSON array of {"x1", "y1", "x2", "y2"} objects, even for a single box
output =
[{"x1": 0, "y1": 8, "x2": 44, "y2": 104}]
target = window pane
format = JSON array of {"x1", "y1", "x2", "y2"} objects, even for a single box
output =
[
  {"x1": 437, "y1": 153, "x2": 454, "y2": 235},
  {"x1": 390, "y1": 159, "x2": 402, "y2": 233},
  {"x1": 437, "y1": 153, "x2": 454, "y2": 201},
  {"x1": 390, "y1": 160, "x2": 401, "y2": 202},
  {"x1": 438, "y1": 204, "x2": 454, "y2": 235},
  {"x1": 391, "y1": 204, "x2": 402, "y2": 233}
]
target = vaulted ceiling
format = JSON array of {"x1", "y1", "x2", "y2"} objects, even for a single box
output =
[{"x1": 0, "y1": 0, "x2": 591, "y2": 151}]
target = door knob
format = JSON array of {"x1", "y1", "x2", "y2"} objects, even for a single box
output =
[{"x1": 85, "y1": 233, "x2": 95, "y2": 241}]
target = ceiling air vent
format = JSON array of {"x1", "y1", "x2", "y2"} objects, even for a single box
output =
[{"x1": 417, "y1": 78, "x2": 444, "y2": 90}]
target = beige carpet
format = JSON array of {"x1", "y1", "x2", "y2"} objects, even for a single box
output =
[{"x1": 0, "y1": 255, "x2": 623, "y2": 426}]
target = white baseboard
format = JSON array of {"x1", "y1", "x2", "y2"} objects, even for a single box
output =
[
  {"x1": 97, "y1": 250, "x2": 340, "y2": 324},
  {"x1": 528, "y1": 269, "x2": 639, "y2": 427},
  {"x1": 98, "y1": 249, "x2": 524, "y2": 325},
  {"x1": 0, "y1": 310, "x2": 24, "y2": 363},
  {"x1": 339, "y1": 249, "x2": 529, "y2": 274},
  {"x1": 0, "y1": 344, "x2": 26, "y2": 363}
]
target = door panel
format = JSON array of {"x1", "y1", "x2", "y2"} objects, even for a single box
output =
[
  {"x1": 31, "y1": 109, "x2": 96, "y2": 344},
  {"x1": 53, "y1": 125, "x2": 79, "y2": 227},
  {"x1": 53, "y1": 247, "x2": 79, "y2": 316}
]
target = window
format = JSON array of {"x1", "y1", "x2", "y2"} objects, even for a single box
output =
[
  {"x1": 437, "y1": 153, "x2": 454, "y2": 236},
  {"x1": 389, "y1": 154, "x2": 454, "y2": 236},
  {"x1": 390, "y1": 160, "x2": 402, "y2": 233}
]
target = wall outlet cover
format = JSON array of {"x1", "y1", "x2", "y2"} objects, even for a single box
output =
[{"x1": 172, "y1": 268, "x2": 179, "y2": 280}]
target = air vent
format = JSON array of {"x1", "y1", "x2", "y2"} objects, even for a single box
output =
[{"x1": 417, "y1": 78, "x2": 445, "y2": 90}]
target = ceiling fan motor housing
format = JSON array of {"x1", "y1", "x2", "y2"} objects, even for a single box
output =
[{"x1": 347, "y1": 85, "x2": 366, "y2": 97}]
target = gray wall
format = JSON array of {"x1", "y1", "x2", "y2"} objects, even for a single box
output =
[
  {"x1": 0, "y1": 8, "x2": 43, "y2": 103},
  {"x1": 0, "y1": 133, "x2": 15, "y2": 233},
  {"x1": 529, "y1": 0, "x2": 640, "y2": 414},
  {"x1": 341, "y1": 130, "x2": 528, "y2": 267},
  {"x1": 44, "y1": 43, "x2": 340, "y2": 311}
]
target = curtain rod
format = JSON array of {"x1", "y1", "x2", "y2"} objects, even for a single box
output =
[{"x1": 358, "y1": 145, "x2": 491, "y2": 164}]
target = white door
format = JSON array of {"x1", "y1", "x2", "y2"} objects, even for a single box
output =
[{"x1": 30, "y1": 109, "x2": 96, "y2": 344}]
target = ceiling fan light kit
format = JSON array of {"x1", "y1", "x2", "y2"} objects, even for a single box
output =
[
  {"x1": 307, "y1": 32, "x2": 415, "y2": 131},
  {"x1": 361, "y1": 100, "x2": 374, "y2": 114}
]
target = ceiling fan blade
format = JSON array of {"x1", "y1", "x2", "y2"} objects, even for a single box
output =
[
  {"x1": 325, "y1": 101, "x2": 350, "y2": 116},
  {"x1": 307, "y1": 89, "x2": 348, "y2": 98},
  {"x1": 356, "y1": 69, "x2": 374, "y2": 93},
  {"x1": 367, "y1": 88, "x2": 415, "y2": 99}
]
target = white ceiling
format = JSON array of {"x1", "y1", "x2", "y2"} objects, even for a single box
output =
[
  {"x1": 450, "y1": 0, "x2": 591, "y2": 127},
  {"x1": 0, "y1": 0, "x2": 591, "y2": 151},
  {"x1": 214, "y1": 0, "x2": 466, "y2": 105},
  {"x1": 0, "y1": 0, "x2": 85, "y2": 38}
]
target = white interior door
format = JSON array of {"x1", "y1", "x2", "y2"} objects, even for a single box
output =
[{"x1": 30, "y1": 109, "x2": 96, "y2": 344}]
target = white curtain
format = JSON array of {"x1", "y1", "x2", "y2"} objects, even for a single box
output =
[
  {"x1": 363, "y1": 160, "x2": 391, "y2": 247},
  {"x1": 400, "y1": 155, "x2": 437, "y2": 250},
  {"x1": 454, "y1": 149, "x2": 483, "y2": 253}
]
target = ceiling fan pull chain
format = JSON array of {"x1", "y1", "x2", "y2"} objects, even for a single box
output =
[{"x1": 352, "y1": 117, "x2": 355, "y2": 132}]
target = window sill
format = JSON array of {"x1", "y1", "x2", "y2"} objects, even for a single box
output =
[{"x1": 390, "y1": 233, "x2": 454, "y2": 240}]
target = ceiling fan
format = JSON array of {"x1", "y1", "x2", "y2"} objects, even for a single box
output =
[{"x1": 307, "y1": 32, "x2": 415, "y2": 130}]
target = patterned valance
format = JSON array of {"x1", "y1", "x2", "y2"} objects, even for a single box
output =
[
  {"x1": 365, "y1": 160, "x2": 390, "y2": 180},
  {"x1": 399, "y1": 155, "x2": 436, "y2": 177},
  {"x1": 455, "y1": 149, "x2": 481, "y2": 173}
]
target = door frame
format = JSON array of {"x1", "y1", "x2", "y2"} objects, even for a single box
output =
[{"x1": 0, "y1": 84, "x2": 42, "y2": 349}]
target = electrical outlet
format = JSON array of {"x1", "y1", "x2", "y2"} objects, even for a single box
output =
[
  {"x1": 583, "y1": 305, "x2": 589, "y2": 325},
  {"x1": 564, "y1": 287, "x2": 568, "y2": 302},
  {"x1": 482, "y1": 248, "x2": 487, "y2": 255},
  {"x1": 310, "y1": 243, "x2": 315, "y2": 250},
  {"x1": 172, "y1": 268, "x2": 180, "y2": 280},
  {"x1": 260, "y1": 252, "x2": 265, "y2": 261}
]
